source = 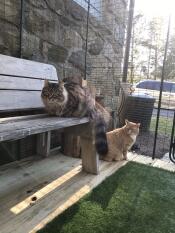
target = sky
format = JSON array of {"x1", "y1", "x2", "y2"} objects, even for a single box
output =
[{"x1": 135, "y1": 0, "x2": 175, "y2": 20}]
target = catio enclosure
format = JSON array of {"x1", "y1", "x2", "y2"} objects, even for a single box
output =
[
  {"x1": 0, "y1": 0, "x2": 127, "y2": 109},
  {"x1": 0, "y1": 0, "x2": 174, "y2": 163},
  {"x1": 0, "y1": 0, "x2": 127, "y2": 164},
  {"x1": 1, "y1": 1, "x2": 175, "y2": 232},
  {"x1": 125, "y1": 6, "x2": 175, "y2": 161}
]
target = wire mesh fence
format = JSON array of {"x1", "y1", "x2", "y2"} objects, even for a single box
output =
[
  {"x1": 0, "y1": 0, "x2": 174, "y2": 162},
  {"x1": 124, "y1": 2, "x2": 175, "y2": 160},
  {"x1": 0, "y1": 0, "x2": 128, "y2": 164}
]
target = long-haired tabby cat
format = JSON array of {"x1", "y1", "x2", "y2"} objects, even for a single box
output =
[
  {"x1": 101, "y1": 120, "x2": 140, "y2": 161},
  {"x1": 41, "y1": 79, "x2": 110, "y2": 155}
]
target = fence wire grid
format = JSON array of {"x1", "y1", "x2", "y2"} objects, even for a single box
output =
[{"x1": 0, "y1": 0, "x2": 175, "y2": 162}]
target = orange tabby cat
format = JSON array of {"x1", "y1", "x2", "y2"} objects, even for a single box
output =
[{"x1": 101, "y1": 120, "x2": 140, "y2": 162}]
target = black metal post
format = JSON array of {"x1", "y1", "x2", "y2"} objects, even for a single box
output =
[
  {"x1": 84, "y1": 0, "x2": 90, "y2": 81},
  {"x1": 152, "y1": 17, "x2": 171, "y2": 159},
  {"x1": 19, "y1": 0, "x2": 25, "y2": 58},
  {"x1": 122, "y1": 0, "x2": 135, "y2": 82},
  {"x1": 17, "y1": 0, "x2": 25, "y2": 161},
  {"x1": 169, "y1": 110, "x2": 175, "y2": 163}
]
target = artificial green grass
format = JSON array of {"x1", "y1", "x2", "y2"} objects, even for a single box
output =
[{"x1": 38, "y1": 162, "x2": 175, "y2": 233}]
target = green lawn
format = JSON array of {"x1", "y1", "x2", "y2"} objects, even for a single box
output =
[
  {"x1": 38, "y1": 162, "x2": 175, "y2": 233},
  {"x1": 150, "y1": 116, "x2": 173, "y2": 135}
]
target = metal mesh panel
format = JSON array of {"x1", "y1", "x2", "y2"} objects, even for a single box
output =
[
  {"x1": 0, "y1": 0, "x2": 128, "y2": 162},
  {"x1": 86, "y1": 0, "x2": 127, "y2": 111},
  {"x1": 124, "y1": 2, "x2": 175, "y2": 160}
]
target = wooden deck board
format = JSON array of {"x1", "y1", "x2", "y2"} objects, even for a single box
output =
[
  {"x1": 1, "y1": 152, "x2": 173, "y2": 233},
  {"x1": 0, "y1": 154, "x2": 127, "y2": 233}
]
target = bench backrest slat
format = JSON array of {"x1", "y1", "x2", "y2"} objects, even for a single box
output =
[
  {"x1": 0, "y1": 55, "x2": 58, "y2": 111},
  {"x1": 0, "y1": 75, "x2": 45, "y2": 91},
  {"x1": 0, "y1": 90, "x2": 43, "y2": 111},
  {"x1": 0, "y1": 54, "x2": 58, "y2": 79}
]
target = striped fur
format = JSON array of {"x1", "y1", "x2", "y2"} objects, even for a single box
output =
[
  {"x1": 41, "y1": 79, "x2": 110, "y2": 155},
  {"x1": 95, "y1": 117, "x2": 108, "y2": 155}
]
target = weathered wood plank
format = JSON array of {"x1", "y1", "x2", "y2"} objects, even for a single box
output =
[
  {"x1": 0, "y1": 154, "x2": 80, "y2": 197},
  {"x1": 0, "y1": 154, "x2": 126, "y2": 233},
  {"x1": 0, "y1": 117, "x2": 89, "y2": 142},
  {"x1": 0, "y1": 90, "x2": 44, "y2": 111},
  {"x1": 0, "y1": 114, "x2": 48, "y2": 124},
  {"x1": 0, "y1": 75, "x2": 53, "y2": 90},
  {"x1": 64, "y1": 123, "x2": 92, "y2": 137},
  {"x1": 0, "y1": 54, "x2": 58, "y2": 80},
  {"x1": 0, "y1": 117, "x2": 89, "y2": 133},
  {"x1": 81, "y1": 123, "x2": 99, "y2": 174},
  {"x1": 0, "y1": 154, "x2": 82, "y2": 229},
  {"x1": 37, "y1": 132, "x2": 51, "y2": 157},
  {"x1": 62, "y1": 134, "x2": 81, "y2": 158}
]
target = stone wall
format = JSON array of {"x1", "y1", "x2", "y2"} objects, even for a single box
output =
[{"x1": 0, "y1": 0, "x2": 127, "y2": 110}]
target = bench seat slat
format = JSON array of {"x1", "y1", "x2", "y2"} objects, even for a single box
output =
[
  {"x1": 0, "y1": 117, "x2": 89, "y2": 142},
  {"x1": 0, "y1": 114, "x2": 48, "y2": 124}
]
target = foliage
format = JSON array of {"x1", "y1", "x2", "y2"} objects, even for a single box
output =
[
  {"x1": 165, "y1": 34, "x2": 175, "y2": 80},
  {"x1": 129, "y1": 15, "x2": 165, "y2": 83}
]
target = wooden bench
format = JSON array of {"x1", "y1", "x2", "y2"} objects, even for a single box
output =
[{"x1": 0, "y1": 54, "x2": 99, "y2": 174}]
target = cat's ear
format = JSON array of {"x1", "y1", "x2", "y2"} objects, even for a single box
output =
[
  {"x1": 125, "y1": 119, "x2": 129, "y2": 125},
  {"x1": 44, "y1": 79, "x2": 49, "y2": 87}
]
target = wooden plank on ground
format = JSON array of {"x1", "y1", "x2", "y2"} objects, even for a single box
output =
[
  {"x1": 0, "y1": 154, "x2": 127, "y2": 233},
  {"x1": 0, "y1": 154, "x2": 80, "y2": 197}
]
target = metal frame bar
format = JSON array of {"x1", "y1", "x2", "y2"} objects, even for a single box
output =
[
  {"x1": 84, "y1": 0, "x2": 90, "y2": 81},
  {"x1": 152, "y1": 16, "x2": 171, "y2": 159},
  {"x1": 169, "y1": 111, "x2": 175, "y2": 163},
  {"x1": 19, "y1": 0, "x2": 25, "y2": 58}
]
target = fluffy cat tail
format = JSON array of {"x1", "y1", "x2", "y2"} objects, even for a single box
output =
[{"x1": 95, "y1": 117, "x2": 108, "y2": 155}]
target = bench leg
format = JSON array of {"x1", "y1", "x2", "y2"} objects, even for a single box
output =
[
  {"x1": 37, "y1": 132, "x2": 51, "y2": 157},
  {"x1": 80, "y1": 127, "x2": 99, "y2": 175},
  {"x1": 62, "y1": 133, "x2": 81, "y2": 158}
]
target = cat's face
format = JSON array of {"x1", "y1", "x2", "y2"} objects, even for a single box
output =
[
  {"x1": 41, "y1": 80, "x2": 65, "y2": 101},
  {"x1": 125, "y1": 119, "x2": 140, "y2": 135}
]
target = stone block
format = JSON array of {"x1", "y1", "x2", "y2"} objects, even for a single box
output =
[
  {"x1": 68, "y1": 50, "x2": 92, "y2": 75},
  {"x1": 88, "y1": 38, "x2": 104, "y2": 55},
  {"x1": 0, "y1": 22, "x2": 19, "y2": 56},
  {"x1": 48, "y1": 44, "x2": 68, "y2": 63}
]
